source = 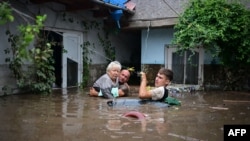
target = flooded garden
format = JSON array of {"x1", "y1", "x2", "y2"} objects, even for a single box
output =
[{"x1": 0, "y1": 87, "x2": 250, "y2": 141}]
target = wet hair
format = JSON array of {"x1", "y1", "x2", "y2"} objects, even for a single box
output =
[
  {"x1": 106, "y1": 61, "x2": 122, "y2": 72},
  {"x1": 158, "y1": 68, "x2": 173, "y2": 81}
]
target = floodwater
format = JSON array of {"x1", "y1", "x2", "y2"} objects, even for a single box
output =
[{"x1": 0, "y1": 88, "x2": 250, "y2": 141}]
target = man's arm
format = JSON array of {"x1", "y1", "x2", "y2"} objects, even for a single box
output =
[
  {"x1": 89, "y1": 87, "x2": 114, "y2": 98},
  {"x1": 139, "y1": 72, "x2": 152, "y2": 99},
  {"x1": 119, "y1": 83, "x2": 130, "y2": 97},
  {"x1": 89, "y1": 86, "x2": 128, "y2": 97},
  {"x1": 89, "y1": 87, "x2": 99, "y2": 96}
]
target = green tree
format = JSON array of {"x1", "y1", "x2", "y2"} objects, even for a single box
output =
[{"x1": 172, "y1": 0, "x2": 250, "y2": 90}]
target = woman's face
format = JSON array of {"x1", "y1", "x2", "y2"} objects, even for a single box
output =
[{"x1": 108, "y1": 67, "x2": 120, "y2": 81}]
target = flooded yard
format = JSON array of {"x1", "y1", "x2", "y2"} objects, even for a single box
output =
[{"x1": 0, "y1": 88, "x2": 250, "y2": 141}]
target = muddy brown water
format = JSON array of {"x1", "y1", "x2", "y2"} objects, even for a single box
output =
[{"x1": 0, "y1": 88, "x2": 250, "y2": 141}]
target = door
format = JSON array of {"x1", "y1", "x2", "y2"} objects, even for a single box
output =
[
  {"x1": 62, "y1": 33, "x2": 82, "y2": 88},
  {"x1": 165, "y1": 46, "x2": 204, "y2": 86}
]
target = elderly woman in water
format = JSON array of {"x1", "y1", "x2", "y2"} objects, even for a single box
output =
[
  {"x1": 89, "y1": 61, "x2": 121, "y2": 99},
  {"x1": 89, "y1": 61, "x2": 131, "y2": 99}
]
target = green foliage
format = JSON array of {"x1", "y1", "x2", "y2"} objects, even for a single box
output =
[
  {"x1": 18, "y1": 15, "x2": 47, "y2": 59},
  {"x1": 97, "y1": 32, "x2": 116, "y2": 62},
  {"x1": 4, "y1": 31, "x2": 23, "y2": 79},
  {"x1": 0, "y1": 2, "x2": 14, "y2": 25},
  {"x1": 27, "y1": 35, "x2": 55, "y2": 94},
  {"x1": 80, "y1": 22, "x2": 116, "y2": 88},
  {"x1": 1, "y1": 2, "x2": 55, "y2": 94},
  {"x1": 5, "y1": 15, "x2": 55, "y2": 94},
  {"x1": 173, "y1": 0, "x2": 250, "y2": 65},
  {"x1": 80, "y1": 20, "x2": 116, "y2": 88},
  {"x1": 173, "y1": 0, "x2": 250, "y2": 90},
  {"x1": 80, "y1": 41, "x2": 95, "y2": 88}
]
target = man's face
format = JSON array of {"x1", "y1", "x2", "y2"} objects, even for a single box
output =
[
  {"x1": 119, "y1": 70, "x2": 130, "y2": 84},
  {"x1": 154, "y1": 73, "x2": 170, "y2": 87}
]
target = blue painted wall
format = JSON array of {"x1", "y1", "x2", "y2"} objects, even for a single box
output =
[
  {"x1": 141, "y1": 27, "x2": 216, "y2": 65},
  {"x1": 141, "y1": 27, "x2": 174, "y2": 64}
]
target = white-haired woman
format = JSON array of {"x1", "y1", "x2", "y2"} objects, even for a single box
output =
[{"x1": 89, "y1": 61, "x2": 121, "y2": 99}]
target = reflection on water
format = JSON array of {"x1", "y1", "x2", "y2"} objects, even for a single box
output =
[{"x1": 0, "y1": 88, "x2": 250, "y2": 141}]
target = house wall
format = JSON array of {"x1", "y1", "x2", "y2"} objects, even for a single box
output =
[
  {"x1": 140, "y1": 27, "x2": 250, "y2": 90},
  {"x1": 140, "y1": 27, "x2": 216, "y2": 86},
  {"x1": 140, "y1": 27, "x2": 174, "y2": 85},
  {"x1": 141, "y1": 27, "x2": 174, "y2": 64},
  {"x1": 0, "y1": 0, "x2": 139, "y2": 95},
  {"x1": 88, "y1": 31, "x2": 141, "y2": 85},
  {"x1": 141, "y1": 27, "x2": 216, "y2": 65},
  {"x1": 136, "y1": 0, "x2": 250, "y2": 90}
]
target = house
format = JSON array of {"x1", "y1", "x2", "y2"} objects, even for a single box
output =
[
  {"x1": 1, "y1": 0, "x2": 248, "y2": 95},
  {"x1": 124, "y1": 0, "x2": 207, "y2": 89},
  {"x1": 97, "y1": 0, "x2": 207, "y2": 89},
  {"x1": 0, "y1": 0, "x2": 140, "y2": 95}
]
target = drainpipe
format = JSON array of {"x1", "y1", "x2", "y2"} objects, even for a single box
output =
[{"x1": 91, "y1": 0, "x2": 135, "y2": 15}]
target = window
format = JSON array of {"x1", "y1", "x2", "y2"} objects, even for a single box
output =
[{"x1": 165, "y1": 46, "x2": 204, "y2": 85}]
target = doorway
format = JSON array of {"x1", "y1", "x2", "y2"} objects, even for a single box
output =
[
  {"x1": 62, "y1": 32, "x2": 82, "y2": 88},
  {"x1": 44, "y1": 30, "x2": 63, "y2": 88},
  {"x1": 67, "y1": 58, "x2": 78, "y2": 87},
  {"x1": 43, "y1": 30, "x2": 83, "y2": 88}
]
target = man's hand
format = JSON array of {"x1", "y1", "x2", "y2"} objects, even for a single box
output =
[
  {"x1": 140, "y1": 72, "x2": 147, "y2": 81},
  {"x1": 89, "y1": 87, "x2": 98, "y2": 96}
]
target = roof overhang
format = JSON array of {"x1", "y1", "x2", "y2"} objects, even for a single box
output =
[
  {"x1": 30, "y1": 0, "x2": 136, "y2": 29},
  {"x1": 30, "y1": 0, "x2": 135, "y2": 15}
]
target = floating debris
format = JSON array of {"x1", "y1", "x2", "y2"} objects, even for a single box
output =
[{"x1": 209, "y1": 107, "x2": 229, "y2": 110}]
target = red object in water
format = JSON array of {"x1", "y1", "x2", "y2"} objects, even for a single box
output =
[{"x1": 122, "y1": 111, "x2": 145, "y2": 120}]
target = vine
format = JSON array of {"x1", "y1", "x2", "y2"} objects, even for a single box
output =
[
  {"x1": 172, "y1": 0, "x2": 250, "y2": 90},
  {"x1": 97, "y1": 32, "x2": 115, "y2": 62},
  {"x1": 82, "y1": 20, "x2": 100, "y2": 30},
  {"x1": 81, "y1": 19, "x2": 115, "y2": 62},
  {"x1": 80, "y1": 41, "x2": 95, "y2": 88},
  {"x1": 27, "y1": 33, "x2": 55, "y2": 94},
  {"x1": 1, "y1": 1, "x2": 117, "y2": 92},
  {"x1": 80, "y1": 20, "x2": 116, "y2": 88},
  {"x1": 4, "y1": 15, "x2": 55, "y2": 94}
]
